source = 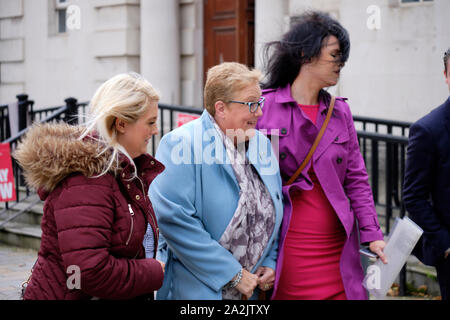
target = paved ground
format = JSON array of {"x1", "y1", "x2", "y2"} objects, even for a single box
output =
[
  {"x1": 0, "y1": 244, "x2": 37, "y2": 300},
  {"x1": 0, "y1": 244, "x2": 440, "y2": 300}
]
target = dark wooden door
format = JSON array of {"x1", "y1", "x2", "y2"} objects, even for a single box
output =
[{"x1": 203, "y1": 0, "x2": 255, "y2": 80}]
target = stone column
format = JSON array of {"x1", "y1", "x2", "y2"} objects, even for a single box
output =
[
  {"x1": 141, "y1": 0, "x2": 180, "y2": 105},
  {"x1": 254, "y1": 0, "x2": 289, "y2": 72},
  {"x1": 0, "y1": 0, "x2": 25, "y2": 102}
]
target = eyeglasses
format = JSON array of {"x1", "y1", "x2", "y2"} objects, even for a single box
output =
[{"x1": 228, "y1": 97, "x2": 265, "y2": 113}]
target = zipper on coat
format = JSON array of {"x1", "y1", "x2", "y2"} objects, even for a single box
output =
[
  {"x1": 137, "y1": 176, "x2": 147, "y2": 200},
  {"x1": 126, "y1": 203, "x2": 135, "y2": 246},
  {"x1": 138, "y1": 176, "x2": 159, "y2": 253},
  {"x1": 133, "y1": 176, "x2": 159, "y2": 256}
]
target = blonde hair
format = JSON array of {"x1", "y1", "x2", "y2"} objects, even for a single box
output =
[
  {"x1": 204, "y1": 62, "x2": 262, "y2": 116},
  {"x1": 80, "y1": 72, "x2": 160, "y2": 178}
]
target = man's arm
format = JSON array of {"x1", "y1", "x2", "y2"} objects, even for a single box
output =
[{"x1": 403, "y1": 122, "x2": 450, "y2": 258}]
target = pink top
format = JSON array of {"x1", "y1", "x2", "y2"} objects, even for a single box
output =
[
  {"x1": 299, "y1": 104, "x2": 320, "y2": 125},
  {"x1": 273, "y1": 104, "x2": 347, "y2": 300}
]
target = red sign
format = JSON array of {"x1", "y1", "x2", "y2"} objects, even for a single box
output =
[
  {"x1": 177, "y1": 113, "x2": 199, "y2": 127},
  {"x1": 0, "y1": 143, "x2": 16, "y2": 202}
]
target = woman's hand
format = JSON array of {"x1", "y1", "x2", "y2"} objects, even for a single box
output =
[
  {"x1": 235, "y1": 269, "x2": 258, "y2": 299},
  {"x1": 369, "y1": 240, "x2": 388, "y2": 264},
  {"x1": 255, "y1": 266, "x2": 275, "y2": 291}
]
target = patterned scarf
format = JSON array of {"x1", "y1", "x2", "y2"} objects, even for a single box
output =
[{"x1": 209, "y1": 115, "x2": 276, "y2": 300}]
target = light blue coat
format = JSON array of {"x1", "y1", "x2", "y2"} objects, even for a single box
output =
[{"x1": 149, "y1": 110, "x2": 283, "y2": 300}]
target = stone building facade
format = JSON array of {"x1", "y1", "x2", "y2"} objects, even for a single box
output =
[{"x1": 1, "y1": 0, "x2": 449, "y2": 122}]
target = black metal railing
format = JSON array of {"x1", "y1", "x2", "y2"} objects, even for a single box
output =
[
  {"x1": 1, "y1": 97, "x2": 88, "y2": 210},
  {"x1": 0, "y1": 104, "x2": 10, "y2": 141},
  {"x1": 152, "y1": 103, "x2": 203, "y2": 155},
  {"x1": 354, "y1": 116, "x2": 412, "y2": 234},
  {"x1": 354, "y1": 117, "x2": 412, "y2": 297},
  {"x1": 2, "y1": 98, "x2": 413, "y2": 231},
  {"x1": 1, "y1": 95, "x2": 417, "y2": 295},
  {"x1": 0, "y1": 94, "x2": 35, "y2": 141}
]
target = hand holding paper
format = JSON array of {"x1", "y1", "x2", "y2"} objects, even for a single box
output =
[
  {"x1": 369, "y1": 240, "x2": 388, "y2": 264},
  {"x1": 363, "y1": 217, "x2": 423, "y2": 299}
]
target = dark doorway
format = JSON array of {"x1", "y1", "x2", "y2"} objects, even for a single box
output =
[{"x1": 203, "y1": 0, "x2": 255, "y2": 81}]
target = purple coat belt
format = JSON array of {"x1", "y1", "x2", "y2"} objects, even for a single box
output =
[{"x1": 256, "y1": 84, "x2": 384, "y2": 300}]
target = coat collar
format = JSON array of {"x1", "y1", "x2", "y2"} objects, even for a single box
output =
[
  {"x1": 274, "y1": 83, "x2": 330, "y2": 115},
  {"x1": 271, "y1": 85, "x2": 349, "y2": 162},
  {"x1": 199, "y1": 110, "x2": 273, "y2": 181},
  {"x1": 119, "y1": 153, "x2": 165, "y2": 187},
  {"x1": 445, "y1": 97, "x2": 450, "y2": 119},
  {"x1": 443, "y1": 97, "x2": 450, "y2": 139},
  {"x1": 274, "y1": 84, "x2": 297, "y2": 104}
]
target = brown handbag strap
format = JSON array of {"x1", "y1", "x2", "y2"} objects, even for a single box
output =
[{"x1": 285, "y1": 95, "x2": 336, "y2": 186}]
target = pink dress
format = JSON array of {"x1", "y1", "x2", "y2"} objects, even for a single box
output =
[{"x1": 273, "y1": 104, "x2": 347, "y2": 300}]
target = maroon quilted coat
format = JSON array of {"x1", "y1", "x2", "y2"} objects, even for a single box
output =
[{"x1": 14, "y1": 123, "x2": 165, "y2": 300}]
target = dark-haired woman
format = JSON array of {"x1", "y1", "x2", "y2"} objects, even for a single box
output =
[{"x1": 256, "y1": 11, "x2": 387, "y2": 300}]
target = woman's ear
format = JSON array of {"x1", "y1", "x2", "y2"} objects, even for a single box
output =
[
  {"x1": 115, "y1": 118, "x2": 127, "y2": 134},
  {"x1": 214, "y1": 101, "x2": 226, "y2": 119}
]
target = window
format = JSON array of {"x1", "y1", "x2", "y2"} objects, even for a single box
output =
[
  {"x1": 56, "y1": 0, "x2": 68, "y2": 33},
  {"x1": 401, "y1": 0, "x2": 433, "y2": 3}
]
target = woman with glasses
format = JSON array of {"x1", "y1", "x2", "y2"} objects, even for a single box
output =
[
  {"x1": 146, "y1": 62, "x2": 283, "y2": 300},
  {"x1": 256, "y1": 11, "x2": 387, "y2": 300}
]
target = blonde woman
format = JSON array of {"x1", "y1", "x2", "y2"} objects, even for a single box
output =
[
  {"x1": 14, "y1": 73, "x2": 165, "y2": 300},
  {"x1": 148, "y1": 62, "x2": 283, "y2": 300}
]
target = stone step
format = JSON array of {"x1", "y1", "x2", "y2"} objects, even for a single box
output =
[
  {"x1": 0, "y1": 190, "x2": 42, "y2": 251},
  {"x1": 374, "y1": 215, "x2": 440, "y2": 296},
  {"x1": 0, "y1": 194, "x2": 43, "y2": 226},
  {"x1": 0, "y1": 219, "x2": 41, "y2": 251},
  {"x1": 0, "y1": 192, "x2": 440, "y2": 297},
  {"x1": 404, "y1": 255, "x2": 440, "y2": 296}
]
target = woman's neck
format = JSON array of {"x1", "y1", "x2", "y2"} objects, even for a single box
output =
[{"x1": 290, "y1": 72, "x2": 322, "y2": 106}]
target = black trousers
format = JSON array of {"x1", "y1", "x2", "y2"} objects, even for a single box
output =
[{"x1": 436, "y1": 257, "x2": 450, "y2": 301}]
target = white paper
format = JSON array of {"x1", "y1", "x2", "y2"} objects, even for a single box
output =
[{"x1": 362, "y1": 216, "x2": 423, "y2": 299}]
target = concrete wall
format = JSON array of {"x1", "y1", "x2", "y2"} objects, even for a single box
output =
[
  {"x1": 140, "y1": 0, "x2": 203, "y2": 107},
  {"x1": 2, "y1": 0, "x2": 448, "y2": 122},
  {"x1": 255, "y1": 0, "x2": 450, "y2": 122},
  {"x1": 0, "y1": 0, "x2": 141, "y2": 108},
  {"x1": 179, "y1": 0, "x2": 203, "y2": 108},
  {"x1": 0, "y1": 0, "x2": 203, "y2": 110},
  {"x1": 0, "y1": 0, "x2": 25, "y2": 102}
]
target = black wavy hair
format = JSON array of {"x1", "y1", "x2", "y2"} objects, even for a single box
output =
[{"x1": 262, "y1": 11, "x2": 350, "y2": 93}]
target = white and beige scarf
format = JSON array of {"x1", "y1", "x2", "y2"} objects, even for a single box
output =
[{"x1": 209, "y1": 115, "x2": 276, "y2": 300}]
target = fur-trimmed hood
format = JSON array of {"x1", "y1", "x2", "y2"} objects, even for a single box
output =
[{"x1": 13, "y1": 122, "x2": 116, "y2": 193}]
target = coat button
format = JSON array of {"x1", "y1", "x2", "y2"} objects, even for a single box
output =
[
  {"x1": 281, "y1": 128, "x2": 287, "y2": 135},
  {"x1": 135, "y1": 195, "x2": 141, "y2": 200},
  {"x1": 335, "y1": 136, "x2": 339, "y2": 142},
  {"x1": 336, "y1": 157, "x2": 343, "y2": 164},
  {"x1": 122, "y1": 173, "x2": 126, "y2": 178},
  {"x1": 150, "y1": 161, "x2": 155, "y2": 165},
  {"x1": 280, "y1": 152, "x2": 286, "y2": 160},
  {"x1": 127, "y1": 184, "x2": 130, "y2": 189},
  {"x1": 276, "y1": 193, "x2": 280, "y2": 200}
]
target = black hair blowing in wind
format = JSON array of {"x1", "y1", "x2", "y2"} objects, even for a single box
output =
[{"x1": 262, "y1": 10, "x2": 351, "y2": 97}]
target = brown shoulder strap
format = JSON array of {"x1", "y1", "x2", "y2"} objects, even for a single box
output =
[{"x1": 285, "y1": 95, "x2": 336, "y2": 186}]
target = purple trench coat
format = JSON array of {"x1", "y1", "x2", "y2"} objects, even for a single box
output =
[{"x1": 256, "y1": 85, "x2": 384, "y2": 300}]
